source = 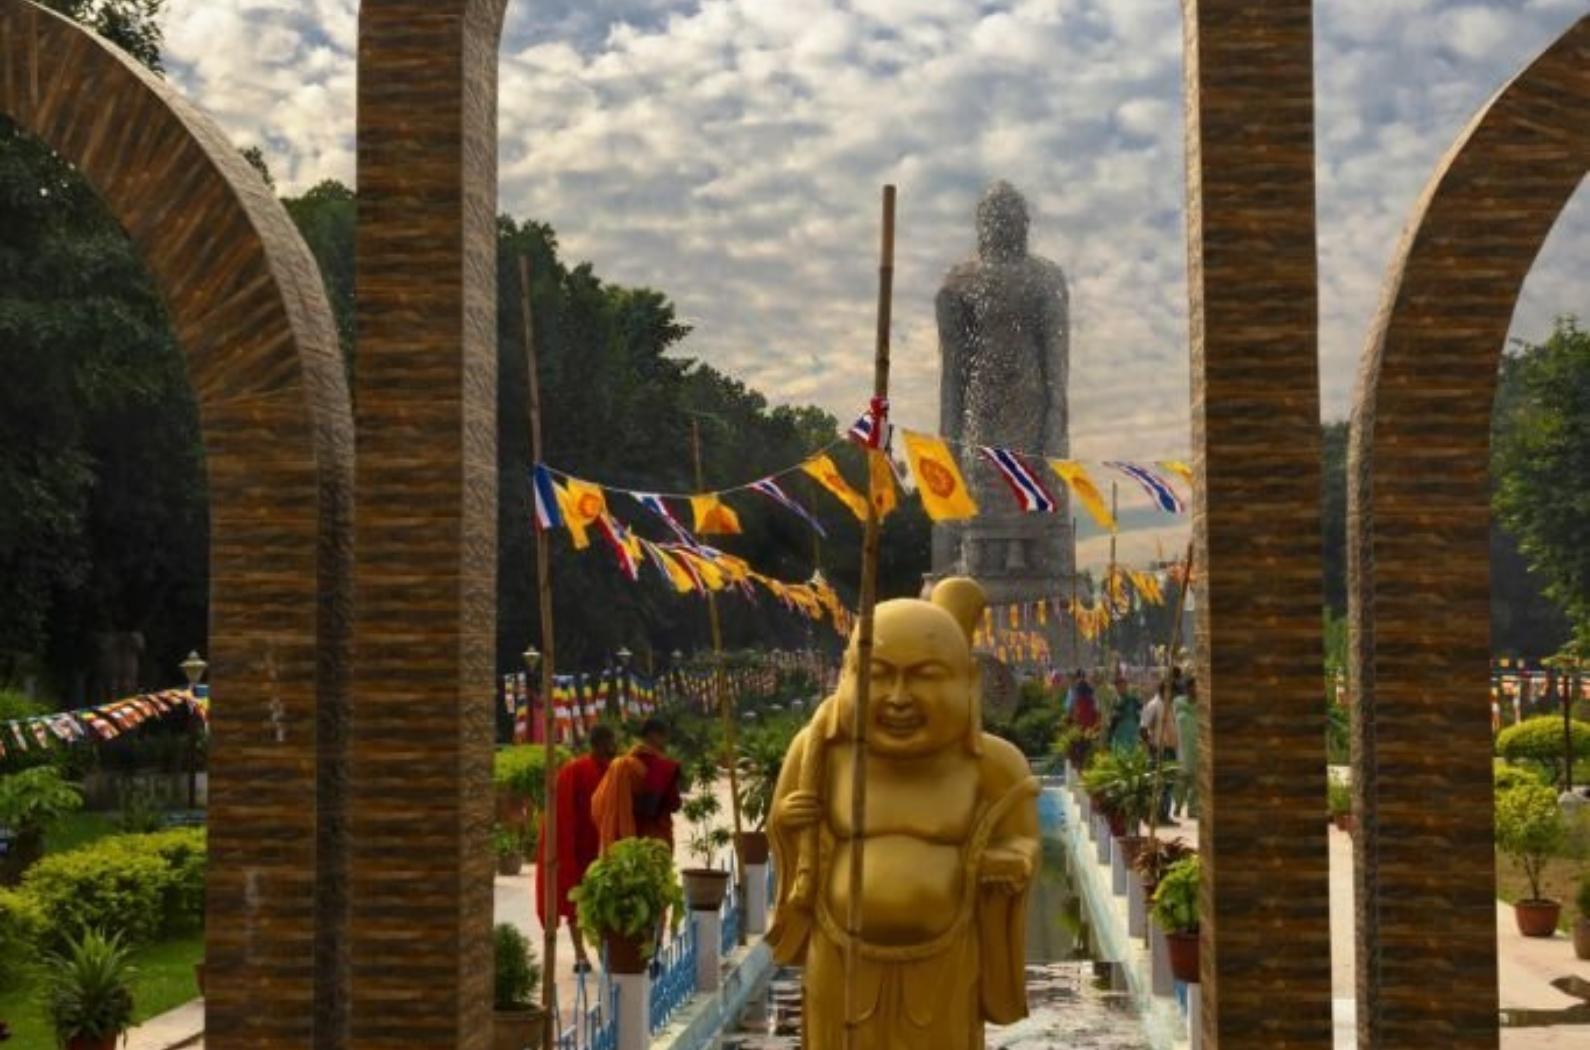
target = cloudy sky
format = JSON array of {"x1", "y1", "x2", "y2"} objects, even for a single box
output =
[{"x1": 162, "y1": 0, "x2": 1585, "y2": 541}]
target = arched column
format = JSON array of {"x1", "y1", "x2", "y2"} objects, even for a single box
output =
[
  {"x1": 0, "y1": 3, "x2": 355, "y2": 1047},
  {"x1": 1348, "y1": 17, "x2": 1589, "y2": 1047},
  {"x1": 1182, "y1": 1, "x2": 1334, "y2": 1044},
  {"x1": 348, "y1": 2, "x2": 507, "y2": 1046}
]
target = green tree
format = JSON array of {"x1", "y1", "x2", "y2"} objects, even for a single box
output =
[{"x1": 1494, "y1": 317, "x2": 1590, "y2": 650}]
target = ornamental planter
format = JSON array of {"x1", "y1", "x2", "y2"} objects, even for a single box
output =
[
  {"x1": 682, "y1": 868, "x2": 731, "y2": 912},
  {"x1": 735, "y1": 831, "x2": 770, "y2": 866},
  {"x1": 491, "y1": 1006, "x2": 546, "y2": 1050},
  {"x1": 1573, "y1": 917, "x2": 1590, "y2": 960},
  {"x1": 604, "y1": 931, "x2": 650, "y2": 975},
  {"x1": 1166, "y1": 930, "x2": 1200, "y2": 984},
  {"x1": 1513, "y1": 900, "x2": 1562, "y2": 938},
  {"x1": 496, "y1": 853, "x2": 523, "y2": 878}
]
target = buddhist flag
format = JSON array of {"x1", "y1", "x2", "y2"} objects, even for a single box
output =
[
  {"x1": 1159, "y1": 459, "x2": 1195, "y2": 490},
  {"x1": 802, "y1": 453, "x2": 869, "y2": 522},
  {"x1": 554, "y1": 483, "x2": 591, "y2": 550},
  {"x1": 1050, "y1": 460, "x2": 1116, "y2": 533},
  {"x1": 900, "y1": 430, "x2": 977, "y2": 521},
  {"x1": 690, "y1": 494, "x2": 743, "y2": 536},
  {"x1": 867, "y1": 449, "x2": 898, "y2": 519}
]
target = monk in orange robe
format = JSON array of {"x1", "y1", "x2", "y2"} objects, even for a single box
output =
[
  {"x1": 592, "y1": 718, "x2": 684, "y2": 853},
  {"x1": 536, "y1": 725, "x2": 617, "y2": 969}
]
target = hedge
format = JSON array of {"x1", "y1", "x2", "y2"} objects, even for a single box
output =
[
  {"x1": 16, "y1": 827, "x2": 205, "y2": 954},
  {"x1": 0, "y1": 889, "x2": 44, "y2": 993},
  {"x1": 493, "y1": 745, "x2": 571, "y2": 811}
]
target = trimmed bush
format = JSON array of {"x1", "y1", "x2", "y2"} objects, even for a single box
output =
[
  {"x1": 1495, "y1": 783, "x2": 1566, "y2": 903},
  {"x1": 1496, "y1": 716, "x2": 1590, "y2": 786},
  {"x1": 1493, "y1": 760, "x2": 1549, "y2": 793},
  {"x1": 0, "y1": 888, "x2": 45, "y2": 992},
  {"x1": 493, "y1": 745, "x2": 572, "y2": 810},
  {"x1": 19, "y1": 829, "x2": 206, "y2": 950}
]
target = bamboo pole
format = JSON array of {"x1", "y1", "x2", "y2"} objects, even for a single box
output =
[
  {"x1": 519, "y1": 256, "x2": 561, "y2": 1048},
  {"x1": 692, "y1": 417, "x2": 747, "y2": 944},
  {"x1": 843, "y1": 185, "x2": 896, "y2": 1050}
]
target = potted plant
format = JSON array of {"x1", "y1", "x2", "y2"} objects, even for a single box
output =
[
  {"x1": 735, "y1": 717, "x2": 798, "y2": 867},
  {"x1": 492, "y1": 824, "x2": 523, "y2": 877},
  {"x1": 492, "y1": 923, "x2": 545, "y2": 1050},
  {"x1": 1132, "y1": 837, "x2": 1194, "y2": 899},
  {"x1": 520, "y1": 819, "x2": 540, "y2": 864},
  {"x1": 571, "y1": 838, "x2": 684, "y2": 974},
  {"x1": 1150, "y1": 855, "x2": 1201, "y2": 983},
  {"x1": 1574, "y1": 872, "x2": 1590, "y2": 961},
  {"x1": 1327, "y1": 779, "x2": 1354, "y2": 833},
  {"x1": 1082, "y1": 747, "x2": 1168, "y2": 864},
  {"x1": 680, "y1": 774, "x2": 733, "y2": 911},
  {"x1": 0, "y1": 767, "x2": 84, "y2": 885},
  {"x1": 42, "y1": 928, "x2": 135, "y2": 1050},
  {"x1": 1495, "y1": 782, "x2": 1566, "y2": 936}
]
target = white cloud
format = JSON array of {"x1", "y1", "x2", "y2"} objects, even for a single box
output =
[{"x1": 157, "y1": 0, "x2": 1585, "y2": 484}]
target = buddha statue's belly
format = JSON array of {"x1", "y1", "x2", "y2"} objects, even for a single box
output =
[{"x1": 826, "y1": 834, "x2": 965, "y2": 945}]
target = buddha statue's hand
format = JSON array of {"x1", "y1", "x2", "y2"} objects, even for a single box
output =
[
  {"x1": 978, "y1": 844, "x2": 1034, "y2": 894},
  {"x1": 772, "y1": 790, "x2": 821, "y2": 832}
]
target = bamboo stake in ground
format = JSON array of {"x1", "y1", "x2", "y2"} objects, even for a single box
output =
[
  {"x1": 692, "y1": 417, "x2": 747, "y2": 944},
  {"x1": 843, "y1": 184, "x2": 896, "y2": 1050},
  {"x1": 520, "y1": 256, "x2": 561, "y2": 1048}
]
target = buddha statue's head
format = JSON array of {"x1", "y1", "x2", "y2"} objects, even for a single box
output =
[
  {"x1": 834, "y1": 577, "x2": 986, "y2": 758},
  {"x1": 976, "y1": 181, "x2": 1029, "y2": 262}
]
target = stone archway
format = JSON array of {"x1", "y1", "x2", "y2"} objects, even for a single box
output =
[
  {"x1": 0, "y1": 3, "x2": 355, "y2": 1048},
  {"x1": 1349, "y1": 16, "x2": 1589, "y2": 1048}
]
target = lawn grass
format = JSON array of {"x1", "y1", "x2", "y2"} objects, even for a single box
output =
[
  {"x1": 41, "y1": 811, "x2": 118, "y2": 855},
  {"x1": 0, "y1": 932, "x2": 203, "y2": 1049}
]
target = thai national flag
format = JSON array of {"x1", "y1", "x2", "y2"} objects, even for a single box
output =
[
  {"x1": 847, "y1": 410, "x2": 893, "y2": 450},
  {"x1": 1105, "y1": 462, "x2": 1185, "y2": 515},
  {"x1": 594, "y1": 514, "x2": 642, "y2": 580},
  {"x1": 750, "y1": 477, "x2": 828, "y2": 537},
  {"x1": 631, "y1": 491, "x2": 699, "y2": 547},
  {"x1": 980, "y1": 447, "x2": 1059, "y2": 513},
  {"x1": 531, "y1": 464, "x2": 563, "y2": 530}
]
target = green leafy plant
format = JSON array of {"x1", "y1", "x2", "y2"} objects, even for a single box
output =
[
  {"x1": 1081, "y1": 746, "x2": 1171, "y2": 836},
  {"x1": 1131, "y1": 837, "x2": 1194, "y2": 888},
  {"x1": 519, "y1": 819, "x2": 540, "y2": 860},
  {"x1": 491, "y1": 824, "x2": 520, "y2": 860},
  {"x1": 736, "y1": 715, "x2": 800, "y2": 831},
  {"x1": 0, "y1": 888, "x2": 44, "y2": 993},
  {"x1": 492, "y1": 922, "x2": 542, "y2": 1011},
  {"x1": 1327, "y1": 779, "x2": 1352, "y2": 817},
  {"x1": 114, "y1": 780, "x2": 166, "y2": 834},
  {"x1": 1496, "y1": 716, "x2": 1590, "y2": 789},
  {"x1": 1494, "y1": 760, "x2": 1550, "y2": 793},
  {"x1": 681, "y1": 782, "x2": 732, "y2": 870},
  {"x1": 20, "y1": 830, "x2": 206, "y2": 949},
  {"x1": 493, "y1": 745, "x2": 572, "y2": 811},
  {"x1": 42, "y1": 927, "x2": 136, "y2": 1045},
  {"x1": 1150, "y1": 855, "x2": 1200, "y2": 935},
  {"x1": 1495, "y1": 783, "x2": 1566, "y2": 903},
  {"x1": 571, "y1": 838, "x2": 683, "y2": 957},
  {"x1": 0, "y1": 766, "x2": 84, "y2": 880}
]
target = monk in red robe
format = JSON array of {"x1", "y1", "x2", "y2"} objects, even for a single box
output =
[
  {"x1": 536, "y1": 725, "x2": 617, "y2": 970},
  {"x1": 592, "y1": 718, "x2": 683, "y2": 852}
]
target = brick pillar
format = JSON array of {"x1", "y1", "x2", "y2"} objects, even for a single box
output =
[
  {"x1": 1182, "y1": 2, "x2": 1333, "y2": 1044},
  {"x1": 349, "y1": 2, "x2": 507, "y2": 1046}
]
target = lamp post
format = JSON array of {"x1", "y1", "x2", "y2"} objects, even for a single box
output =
[
  {"x1": 180, "y1": 650, "x2": 207, "y2": 810},
  {"x1": 523, "y1": 646, "x2": 540, "y2": 744}
]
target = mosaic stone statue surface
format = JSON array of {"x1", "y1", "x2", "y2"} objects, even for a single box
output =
[
  {"x1": 767, "y1": 577, "x2": 1040, "y2": 1048},
  {"x1": 933, "y1": 182, "x2": 1073, "y2": 596}
]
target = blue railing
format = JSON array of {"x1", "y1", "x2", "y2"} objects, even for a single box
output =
[
  {"x1": 556, "y1": 968, "x2": 617, "y2": 1050},
  {"x1": 648, "y1": 918, "x2": 698, "y2": 1033}
]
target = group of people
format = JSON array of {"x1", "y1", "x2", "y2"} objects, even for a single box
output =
[
  {"x1": 1062, "y1": 665, "x2": 1199, "y2": 822},
  {"x1": 533, "y1": 718, "x2": 685, "y2": 970}
]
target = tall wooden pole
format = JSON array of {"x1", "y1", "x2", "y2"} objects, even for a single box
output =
[
  {"x1": 843, "y1": 185, "x2": 895, "y2": 1050},
  {"x1": 692, "y1": 418, "x2": 746, "y2": 943},
  {"x1": 519, "y1": 256, "x2": 560, "y2": 1048}
]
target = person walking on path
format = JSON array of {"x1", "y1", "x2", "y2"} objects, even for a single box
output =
[
  {"x1": 1107, "y1": 671, "x2": 1143, "y2": 755},
  {"x1": 536, "y1": 725, "x2": 617, "y2": 971},
  {"x1": 1140, "y1": 681, "x2": 1179, "y2": 825},
  {"x1": 592, "y1": 718, "x2": 684, "y2": 853},
  {"x1": 1067, "y1": 669, "x2": 1099, "y2": 731},
  {"x1": 1172, "y1": 678, "x2": 1200, "y2": 819}
]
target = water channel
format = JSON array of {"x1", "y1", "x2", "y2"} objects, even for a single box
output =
[{"x1": 716, "y1": 815, "x2": 1153, "y2": 1048}]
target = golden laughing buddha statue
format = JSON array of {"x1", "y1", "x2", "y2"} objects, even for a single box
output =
[{"x1": 767, "y1": 577, "x2": 1040, "y2": 1048}]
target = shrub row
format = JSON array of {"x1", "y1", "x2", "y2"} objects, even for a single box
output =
[{"x1": 1, "y1": 827, "x2": 205, "y2": 992}]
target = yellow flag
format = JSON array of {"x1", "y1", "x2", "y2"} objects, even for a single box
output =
[
  {"x1": 564, "y1": 478, "x2": 608, "y2": 532},
  {"x1": 1050, "y1": 461, "x2": 1116, "y2": 533},
  {"x1": 1159, "y1": 460, "x2": 1195, "y2": 490},
  {"x1": 690, "y1": 494, "x2": 743, "y2": 535},
  {"x1": 553, "y1": 483, "x2": 591, "y2": 550},
  {"x1": 900, "y1": 430, "x2": 978, "y2": 521},
  {"x1": 644, "y1": 541, "x2": 699, "y2": 594},
  {"x1": 802, "y1": 454, "x2": 869, "y2": 522},
  {"x1": 1037, "y1": 601, "x2": 1049, "y2": 626},
  {"x1": 1008, "y1": 605, "x2": 1019, "y2": 629},
  {"x1": 867, "y1": 449, "x2": 897, "y2": 519}
]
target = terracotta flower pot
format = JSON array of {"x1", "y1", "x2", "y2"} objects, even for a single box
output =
[
  {"x1": 496, "y1": 853, "x2": 523, "y2": 877},
  {"x1": 735, "y1": 831, "x2": 770, "y2": 866},
  {"x1": 65, "y1": 1035, "x2": 120, "y2": 1050},
  {"x1": 604, "y1": 931, "x2": 649, "y2": 975},
  {"x1": 495, "y1": 787, "x2": 529, "y2": 832},
  {"x1": 1166, "y1": 930, "x2": 1200, "y2": 984},
  {"x1": 1573, "y1": 916, "x2": 1590, "y2": 961},
  {"x1": 1514, "y1": 899, "x2": 1561, "y2": 938},
  {"x1": 1332, "y1": 813, "x2": 1356, "y2": 834},
  {"x1": 682, "y1": 868, "x2": 731, "y2": 911},
  {"x1": 491, "y1": 1006, "x2": 546, "y2": 1050}
]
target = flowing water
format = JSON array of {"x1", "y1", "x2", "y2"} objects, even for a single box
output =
[{"x1": 716, "y1": 826, "x2": 1152, "y2": 1048}]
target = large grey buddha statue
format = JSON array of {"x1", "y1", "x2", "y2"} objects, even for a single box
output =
[{"x1": 933, "y1": 181, "x2": 1074, "y2": 601}]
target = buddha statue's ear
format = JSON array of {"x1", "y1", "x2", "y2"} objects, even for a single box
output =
[{"x1": 930, "y1": 576, "x2": 985, "y2": 646}]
